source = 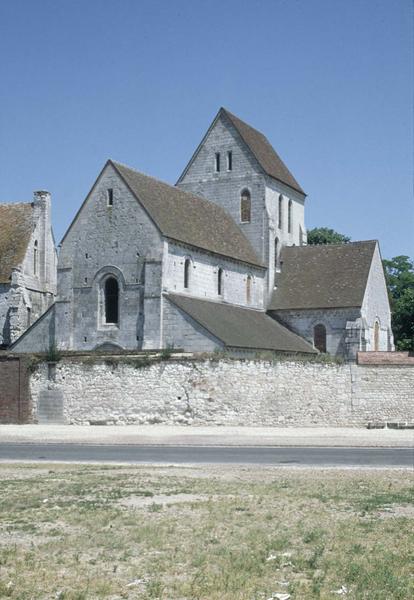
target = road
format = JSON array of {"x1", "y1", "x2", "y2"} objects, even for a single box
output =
[{"x1": 0, "y1": 443, "x2": 412, "y2": 467}]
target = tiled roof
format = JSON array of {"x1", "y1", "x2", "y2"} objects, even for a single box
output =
[
  {"x1": 111, "y1": 161, "x2": 263, "y2": 267},
  {"x1": 269, "y1": 241, "x2": 377, "y2": 310},
  {"x1": 0, "y1": 203, "x2": 33, "y2": 284},
  {"x1": 167, "y1": 293, "x2": 317, "y2": 353},
  {"x1": 221, "y1": 108, "x2": 305, "y2": 195}
]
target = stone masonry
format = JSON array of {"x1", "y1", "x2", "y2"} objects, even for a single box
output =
[{"x1": 28, "y1": 356, "x2": 414, "y2": 427}]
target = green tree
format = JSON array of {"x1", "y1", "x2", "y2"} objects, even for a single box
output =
[
  {"x1": 307, "y1": 227, "x2": 351, "y2": 245},
  {"x1": 383, "y1": 256, "x2": 414, "y2": 351}
]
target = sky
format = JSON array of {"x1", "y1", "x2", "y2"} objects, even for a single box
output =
[{"x1": 0, "y1": 0, "x2": 412, "y2": 259}]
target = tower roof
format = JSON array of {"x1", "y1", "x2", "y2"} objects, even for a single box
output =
[
  {"x1": 178, "y1": 107, "x2": 305, "y2": 195},
  {"x1": 221, "y1": 108, "x2": 305, "y2": 195}
]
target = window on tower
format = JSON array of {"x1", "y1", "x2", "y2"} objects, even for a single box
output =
[
  {"x1": 215, "y1": 153, "x2": 221, "y2": 172},
  {"x1": 240, "y1": 189, "x2": 251, "y2": 223}
]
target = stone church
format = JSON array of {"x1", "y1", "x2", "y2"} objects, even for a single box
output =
[{"x1": 4, "y1": 108, "x2": 393, "y2": 359}]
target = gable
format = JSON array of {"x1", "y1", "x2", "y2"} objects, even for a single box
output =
[
  {"x1": 59, "y1": 162, "x2": 164, "y2": 271},
  {"x1": 269, "y1": 241, "x2": 377, "y2": 310},
  {"x1": 0, "y1": 203, "x2": 33, "y2": 283},
  {"x1": 177, "y1": 107, "x2": 305, "y2": 195},
  {"x1": 361, "y1": 244, "x2": 391, "y2": 324}
]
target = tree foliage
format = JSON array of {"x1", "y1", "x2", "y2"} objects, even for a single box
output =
[
  {"x1": 383, "y1": 256, "x2": 414, "y2": 351},
  {"x1": 307, "y1": 227, "x2": 351, "y2": 245}
]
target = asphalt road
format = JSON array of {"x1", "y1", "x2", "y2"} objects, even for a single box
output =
[{"x1": 0, "y1": 443, "x2": 412, "y2": 467}]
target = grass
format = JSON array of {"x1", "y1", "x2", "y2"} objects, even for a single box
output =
[{"x1": 0, "y1": 465, "x2": 412, "y2": 599}]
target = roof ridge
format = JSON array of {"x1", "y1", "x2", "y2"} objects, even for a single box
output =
[
  {"x1": 111, "y1": 159, "x2": 247, "y2": 216},
  {"x1": 0, "y1": 201, "x2": 32, "y2": 208},
  {"x1": 221, "y1": 107, "x2": 268, "y2": 136},
  {"x1": 288, "y1": 240, "x2": 377, "y2": 250},
  {"x1": 166, "y1": 292, "x2": 264, "y2": 312},
  {"x1": 219, "y1": 108, "x2": 305, "y2": 195}
]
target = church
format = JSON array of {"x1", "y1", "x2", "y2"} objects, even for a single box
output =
[{"x1": 2, "y1": 108, "x2": 393, "y2": 359}]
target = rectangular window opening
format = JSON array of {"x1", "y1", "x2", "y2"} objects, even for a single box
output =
[
  {"x1": 215, "y1": 152, "x2": 220, "y2": 172},
  {"x1": 227, "y1": 151, "x2": 232, "y2": 171},
  {"x1": 107, "y1": 188, "x2": 114, "y2": 206}
]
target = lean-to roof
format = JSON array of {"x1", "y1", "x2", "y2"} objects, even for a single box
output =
[{"x1": 167, "y1": 293, "x2": 317, "y2": 353}]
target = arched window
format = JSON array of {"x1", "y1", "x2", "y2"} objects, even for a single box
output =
[
  {"x1": 240, "y1": 189, "x2": 251, "y2": 223},
  {"x1": 218, "y1": 268, "x2": 223, "y2": 296},
  {"x1": 278, "y1": 195, "x2": 283, "y2": 229},
  {"x1": 288, "y1": 200, "x2": 292, "y2": 234},
  {"x1": 33, "y1": 240, "x2": 38, "y2": 275},
  {"x1": 313, "y1": 324, "x2": 326, "y2": 353},
  {"x1": 104, "y1": 277, "x2": 119, "y2": 324},
  {"x1": 274, "y1": 238, "x2": 279, "y2": 269},
  {"x1": 374, "y1": 321, "x2": 380, "y2": 351},
  {"x1": 246, "y1": 275, "x2": 252, "y2": 304},
  {"x1": 184, "y1": 258, "x2": 191, "y2": 289}
]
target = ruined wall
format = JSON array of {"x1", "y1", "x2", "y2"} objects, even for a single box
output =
[{"x1": 28, "y1": 356, "x2": 414, "y2": 426}]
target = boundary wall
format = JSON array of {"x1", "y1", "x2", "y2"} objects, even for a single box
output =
[{"x1": 22, "y1": 354, "x2": 414, "y2": 427}]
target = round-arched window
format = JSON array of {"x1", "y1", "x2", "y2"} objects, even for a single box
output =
[
  {"x1": 104, "y1": 277, "x2": 119, "y2": 324},
  {"x1": 184, "y1": 258, "x2": 191, "y2": 289}
]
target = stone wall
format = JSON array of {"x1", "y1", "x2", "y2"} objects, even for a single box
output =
[
  {"x1": 28, "y1": 355, "x2": 414, "y2": 426},
  {"x1": 165, "y1": 242, "x2": 265, "y2": 309},
  {"x1": 271, "y1": 307, "x2": 361, "y2": 358}
]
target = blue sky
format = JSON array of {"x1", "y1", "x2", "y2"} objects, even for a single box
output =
[{"x1": 0, "y1": 0, "x2": 412, "y2": 258}]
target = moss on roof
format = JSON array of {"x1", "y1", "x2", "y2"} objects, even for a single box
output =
[
  {"x1": 111, "y1": 161, "x2": 263, "y2": 267},
  {"x1": 0, "y1": 203, "x2": 33, "y2": 283},
  {"x1": 222, "y1": 108, "x2": 305, "y2": 195},
  {"x1": 269, "y1": 241, "x2": 377, "y2": 310},
  {"x1": 167, "y1": 293, "x2": 317, "y2": 353}
]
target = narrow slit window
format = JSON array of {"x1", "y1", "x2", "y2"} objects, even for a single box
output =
[
  {"x1": 227, "y1": 151, "x2": 232, "y2": 171},
  {"x1": 218, "y1": 268, "x2": 223, "y2": 296},
  {"x1": 374, "y1": 321, "x2": 380, "y2": 351},
  {"x1": 104, "y1": 277, "x2": 119, "y2": 324},
  {"x1": 274, "y1": 238, "x2": 279, "y2": 269},
  {"x1": 288, "y1": 199, "x2": 292, "y2": 233},
  {"x1": 184, "y1": 258, "x2": 191, "y2": 289},
  {"x1": 33, "y1": 240, "x2": 38, "y2": 275},
  {"x1": 215, "y1": 152, "x2": 220, "y2": 172},
  {"x1": 107, "y1": 188, "x2": 114, "y2": 206},
  {"x1": 278, "y1": 195, "x2": 283, "y2": 229},
  {"x1": 27, "y1": 307, "x2": 31, "y2": 327},
  {"x1": 246, "y1": 275, "x2": 252, "y2": 304},
  {"x1": 240, "y1": 189, "x2": 251, "y2": 223}
]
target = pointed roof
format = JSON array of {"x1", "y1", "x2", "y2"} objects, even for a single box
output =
[
  {"x1": 269, "y1": 241, "x2": 378, "y2": 311},
  {"x1": 0, "y1": 203, "x2": 33, "y2": 283},
  {"x1": 178, "y1": 107, "x2": 305, "y2": 195},
  {"x1": 167, "y1": 293, "x2": 317, "y2": 354},
  {"x1": 222, "y1": 108, "x2": 305, "y2": 195},
  {"x1": 110, "y1": 161, "x2": 263, "y2": 267}
]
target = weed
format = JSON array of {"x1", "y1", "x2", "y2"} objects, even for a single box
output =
[{"x1": 45, "y1": 342, "x2": 62, "y2": 363}]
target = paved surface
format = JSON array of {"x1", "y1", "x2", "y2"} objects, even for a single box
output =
[
  {"x1": 0, "y1": 425, "x2": 413, "y2": 447},
  {"x1": 0, "y1": 443, "x2": 412, "y2": 467}
]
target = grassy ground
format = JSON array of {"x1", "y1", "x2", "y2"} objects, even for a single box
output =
[{"x1": 0, "y1": 464, "x2": 412, "y2": 600}]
